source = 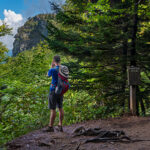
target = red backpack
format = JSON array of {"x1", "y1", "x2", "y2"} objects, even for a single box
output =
[{"x1": 55, "y1": 65, "x2": 70, "y2": 96}]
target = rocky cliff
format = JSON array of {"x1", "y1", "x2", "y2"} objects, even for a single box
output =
[{"x1": 12, "y1": 14, "x2": 49, "y2": 56}]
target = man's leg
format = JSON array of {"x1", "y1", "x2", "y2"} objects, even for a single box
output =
[
  {"x1": 44, "y1": 109, "x2": 56, "y2": 132},
  {"x1": 44, "y1": 91, "x2": 56, "y2": 132},
  {"x1": 56, "y1": 95, "x2": 64, "y2": 132},
  {"x1": 49, "y1": 109, "x2": 56, "y2": 127},
  {"x1": 58, "y1": 108, "x2": 64, "y2": 126}
]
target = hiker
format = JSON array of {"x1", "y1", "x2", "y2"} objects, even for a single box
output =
[{"x1": 45, "y1": 55, "x2": 69, "y2": 132}]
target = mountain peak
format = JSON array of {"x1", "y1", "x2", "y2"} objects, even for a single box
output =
[{"x1": 12, "y1": 14, "x2": 49, "y2": 56}]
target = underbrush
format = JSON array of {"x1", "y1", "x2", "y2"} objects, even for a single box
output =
[{"x1": 0, "y1": 79, "x2": 123, "y2": 146}]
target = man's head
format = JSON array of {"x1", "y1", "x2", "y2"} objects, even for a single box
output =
[{"x1": 53, "y1": 55, "x2": 61, "y2": 65}]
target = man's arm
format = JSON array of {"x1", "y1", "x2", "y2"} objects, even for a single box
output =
[
  {"x1": 47, "y1": 69, "x2": 52, "y2": 77},
  {"x1": 47, "y1": 62, "x2": 55, "y2": 77}
]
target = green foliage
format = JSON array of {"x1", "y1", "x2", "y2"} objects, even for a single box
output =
[
  {"x1": 0, "y1": 42, "x2": 8, "y2": 63},
  {"x1": 0, "y1": 42, "x2": 52, "y2": 145},
  {"x1": 46, "y1": 0, "x2": 150, "y2": 116},
  {"x1": 0, "y1": 24, "x2": 12, "y2": 37},
  {"x1": 0, "y1": 23, "x2": 12, "y2": 63},
  {"x1": 0, "y1": 79, "x2": 49, "y2": 144}
]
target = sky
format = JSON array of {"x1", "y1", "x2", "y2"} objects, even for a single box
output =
[{"x1": 0, "y1": 0, "x2": 65, "y2": 51}]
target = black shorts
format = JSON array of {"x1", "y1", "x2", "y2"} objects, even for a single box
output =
[{"x1": 48, "y1": 91, "x2": 63, "y2": 109}]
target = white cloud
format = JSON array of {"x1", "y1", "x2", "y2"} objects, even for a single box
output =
[{"x1": 0, "y1": 9, "x2": 26, "y2": 50}]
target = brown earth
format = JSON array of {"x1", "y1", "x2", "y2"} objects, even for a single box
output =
[{"x1": 6, "y1": 117, "x2": 150, "y2": 150}]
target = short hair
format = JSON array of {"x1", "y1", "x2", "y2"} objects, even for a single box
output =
[{"x1": 53, "y1": 55, "x2": 60, "y2": 63}]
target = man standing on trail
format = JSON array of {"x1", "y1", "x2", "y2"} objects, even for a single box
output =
[{"x1": 45, "y1": 55, "x2": 69, "y2": 132}]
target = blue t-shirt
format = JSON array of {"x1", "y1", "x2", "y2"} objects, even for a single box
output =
[{"x1": 48, "y1": 66, "x2": 59, "y2": 91}]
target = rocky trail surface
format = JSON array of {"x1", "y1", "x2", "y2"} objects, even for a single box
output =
[{"x1": 6, "y1": 117, "x2": 150, "y2": 150}]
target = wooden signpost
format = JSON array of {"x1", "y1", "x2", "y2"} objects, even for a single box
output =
[{"x1": 128, "y1": 66, "x2": 140, "y2": 115}]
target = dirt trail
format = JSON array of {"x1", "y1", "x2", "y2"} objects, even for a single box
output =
[{"x1": 6, "y1": 117, "x2": 150, "y2": 150}]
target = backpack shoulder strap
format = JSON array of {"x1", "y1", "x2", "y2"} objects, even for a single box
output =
[{"x1": 55, "y1": 65, "x2": 60, "y2": 73}]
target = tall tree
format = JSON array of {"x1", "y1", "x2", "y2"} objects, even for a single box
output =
[{"x1": 46, "y1": 0, "x2": 150, "y2": 115}]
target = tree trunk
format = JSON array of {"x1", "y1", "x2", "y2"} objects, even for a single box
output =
[
  {"x1": 121, "y1": 24, "x2": 128, "y2": 112},
  {"x1": 130, "y1": 0, "x2": 138, "y2": 66},
  {"x1": 137, "y1": 87, "x2": 145, "y2": 115},
  {"x1": 145, "y1": 98, "x2": 150, "y2": 109},
  {"x1": 136, "y1": 87, "x2": 140, "y2": 116},
  {"x1": 130, "y1": 0, "x2": 139, "y2": 115}
]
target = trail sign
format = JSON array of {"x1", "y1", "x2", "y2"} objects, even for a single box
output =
[
  {"x1": 128, "y1": 66, "x2": 140, "y2": 116},
  {"x1": 128, "y1": 67, "x2": 140, "y2": 85}
]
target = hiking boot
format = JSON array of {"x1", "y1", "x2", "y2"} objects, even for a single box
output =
[
  {"x1": 57, "y1": 125, "x2": 63, "y2": 132},
  {"x1": 43, "y1": 126, "x2": 54, "y2": 132}
]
